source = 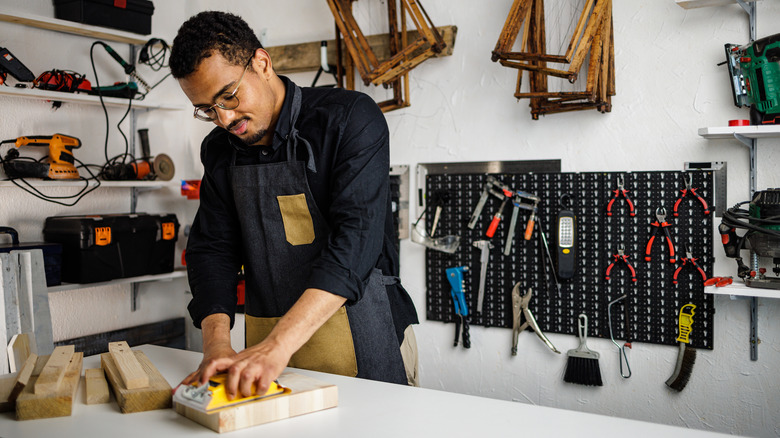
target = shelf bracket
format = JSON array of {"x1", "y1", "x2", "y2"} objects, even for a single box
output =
[
  {"x1": 735, "y1": 0, "x2": 757, "y2": 42},
  {"x1": 131, "y1": 283, "x2": 140, "y2": 312},
  {"x1": 733, "y1": 133, "x2": 757, "y2": 195}
]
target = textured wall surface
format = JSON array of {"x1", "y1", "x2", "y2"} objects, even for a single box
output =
[{"x1": 1, "y1": 1, "x2": 778, "y2": 436}]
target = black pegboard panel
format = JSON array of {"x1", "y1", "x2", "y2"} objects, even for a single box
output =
[{"x1": 425, "y1": 170, "x2": 714, "y2": 350}]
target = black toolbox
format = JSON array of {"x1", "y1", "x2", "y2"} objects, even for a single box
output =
[
  {"x1": 43, "y1": 213, "x2": 178, "y2": 284},
  {"x1": 53, "y1": 0, "x2": 155, "y2": 35},
  {"x1": 0, "y1": 227, "x2": 63, "y2": 286}
]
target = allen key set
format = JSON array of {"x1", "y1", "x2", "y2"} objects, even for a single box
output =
[{"x1": 423, "y1": 168, "x2": 715, "y2": 351}]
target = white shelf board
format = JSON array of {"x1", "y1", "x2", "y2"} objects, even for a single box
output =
[
  {"x1": 0, "y1": 86, "x2": 183, "y2": 110},
  {"x1": 705, "y1": 283, "x2": 780, "y2": 299},
  {"x1": 698, "y1": 125, "x2": 780, "y2": 139},
  {"x1": 676, "y1": 0, "x2": 759, "y2": 9},
  {"x1": 0, "y1": 9, "x2": 151, "y2": 45},
  {"x1": 48, "y1": 267, "x2": 187, "y2": 293},
  {"x1": 0, "y1": 180, "x2": 177, "y2": 189}
]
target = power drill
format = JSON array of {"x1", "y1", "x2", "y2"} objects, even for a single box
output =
[{"x1": 1, "y1": 134, "x2": 81, "y2": 179}]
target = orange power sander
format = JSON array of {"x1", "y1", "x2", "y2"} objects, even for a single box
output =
[{"x1": 1, "y1": 134, "x2": 81, "y2": 179}]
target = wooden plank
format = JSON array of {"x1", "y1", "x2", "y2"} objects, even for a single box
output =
[
  {"x1": 9, "y1": 353, "x2": 37, "y2": 403},
  {"x1": 15, "y1": 351, "x2": 83, "y2": 420},
  {"x1": 108, "y1": 341, "x2": 149, "y2": 389},
  {"x1": 34, "y1": 345, "x2": 74, "y2": 395},
  {"x1": 85, "y1": 368, "x2": 110, "y2": 405},
  {"x1": 8, "y1": 333, "x2": 32, "y2": 373},
  {"x1": 175, "y1": 372, "x2": 338, "y2": 433},
  {"x1": 101, "y1": 350, "x2": 171, "y2": 413},
  {"x1": 266, "y1": 25, "x2": 457, "y2": 74},
  {"x1": 0, "y1": 372, "x2": 17, "y2": 412}
]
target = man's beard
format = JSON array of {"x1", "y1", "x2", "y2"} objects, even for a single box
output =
[{"x1": 241, "y1": 128, "x2": 267, "y2": 146}]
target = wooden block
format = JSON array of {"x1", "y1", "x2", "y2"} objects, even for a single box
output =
[
  {"x1": 7, "y1": 333, "x2": 32, "y2": 373},
  {"x1": 0, "y1": 372, "x2": 18, "y2": 412},
  {"x1": 108, "y1": 341, "x2": 149, "y2": 389},
  {"x1": 174, "y1": 372, "x2": 338, "y2": 433},
  {"x1": 101, "y1": 350, "x2": 171, "y2": 413},
  {"x1": 85, "y1": 368, "x2": 110, "y2": 404},
  {"x1": 15, "y1": 351, "x2": 83, "y2": 420},
  {"x1": 34, "y1": 345, "x2": 74, "y2": 395},
  {"x1": 9, "y1": 353, "x2": 37, "y2": 403}
]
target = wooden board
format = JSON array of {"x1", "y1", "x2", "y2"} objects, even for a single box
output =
[
  {"x1": 101, "y1": 350, "x2": 171, "y2": 413},
  {"x1": 7, "y1": 333, "x2": 32, "y2": 373},
  {"x1": 9, "y1": 353, "x2": 37, "y2": 403},
  {"x1": 34, "y1": 345, "x2": 74, "y2": 395},
  {"x1": 174, "y1": 372, "x2": 338, "y2": 433},
  {"x1": 0, "y1": 372, "x2": 18, "y2": 412},
  {"x1": 85, "y1": 368, "x2": 110, "y2": 404},
  {"x1": 15, "y1": 351, "x2": 83, "y2": 420},
  {"x1": 108, "y1": 341, "x2": 149, "y2": 389}
]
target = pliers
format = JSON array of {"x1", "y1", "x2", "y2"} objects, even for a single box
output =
[
  {"x1": 645, "y1": 207, "x2": 676, "y2": 264},
  {"x1": 606, "y1": 175, "x2": 636, "y2": 217},
  {"x1": 511, "y1": 283, "x2": 560, "y2": 356},
  {"x1": 673, "y1": 246, "x2": 707, "y2": 285},
  {"x1": 446, "y1": 266, "x2": 470, "y2": 348},
  {"x1": 605, "y1": 245, "x2": 637, "y2": 282},
  {"x1": 673, "y1": 173, "x2": 710, "y2": 217}
]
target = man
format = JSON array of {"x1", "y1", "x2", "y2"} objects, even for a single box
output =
[{"x1": 169, "y1": 11, "x2": 419, "y2": 399}]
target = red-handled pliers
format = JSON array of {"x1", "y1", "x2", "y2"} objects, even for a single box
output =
[
  {"x1": 672, "y1": 246, "x2": 707, "y2": 285},
  {"x1": 645, "y1": 207, "x2": 676, "y2": 264},
  {"x1": 606, "y1": 245, "x2": 637, "y2": 282},
  {"x1": 606, "y1": 175, "x2": 636, "y2": 217},
  {"x1": 673, "y1": 173, "x2": 710, "y2": 217}
]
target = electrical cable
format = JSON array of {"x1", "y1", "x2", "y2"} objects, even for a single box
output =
[{"x1": 722, "y1": 201, "x2": 780, "y2": 239}]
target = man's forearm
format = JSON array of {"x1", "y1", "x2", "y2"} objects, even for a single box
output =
[
  {"x1": 201, "y1": 313, "x2": 233, "y2": 351},
  {"x1": 258, "y1": 288, "x2": 347, "y2": 358}
]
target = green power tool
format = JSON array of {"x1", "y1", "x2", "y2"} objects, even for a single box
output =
[{"x1": 725, "y1": 33, "x2": 780, "y2": 125}]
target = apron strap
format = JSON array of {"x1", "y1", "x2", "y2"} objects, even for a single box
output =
[{"x1": 286, "y1": 86, "x2": 318, "y2": 174}]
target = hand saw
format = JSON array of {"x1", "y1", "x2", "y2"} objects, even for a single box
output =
[{"x1": 173, "y1": 373, "x2": 291, "y2": 414}]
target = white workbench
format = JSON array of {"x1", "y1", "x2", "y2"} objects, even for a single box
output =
[{"x1": 0, "y1": 344, "x2": 730, "y2": 437}]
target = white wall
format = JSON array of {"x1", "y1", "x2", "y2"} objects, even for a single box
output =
[{"x1": 2, "y1": 1, "x2": 779, "y2": 436}]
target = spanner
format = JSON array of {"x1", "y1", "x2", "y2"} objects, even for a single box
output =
[{"x1": 473, "y1": 240, "x2": 493, "y2": 313}]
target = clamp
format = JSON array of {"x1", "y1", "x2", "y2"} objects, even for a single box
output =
[
  {"x1": 673, "y1": 173, "x2": 710, "y2": 217},
  {"x1": 645, "y1": 207, "x2": 676, "y2": 264},
  {"x1": 605, "y1": 245, "x2": 637, "y2": 282},
  {"x1": 672, "y1": 246, "x2": 707, "y2": 285},
  {"x1": 606, "y1": 175, "x2": 636, "y2": 217},
  {"x1": 511, "y1": 283, "x2": 560, "y2": 356}
]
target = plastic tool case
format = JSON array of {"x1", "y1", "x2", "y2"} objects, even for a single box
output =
[
  {"x1": 53, "y1": 0, "x2": 155, "y2": 35},
  {"x1": 0, "y1": 227, "x2": 62, "y2": 286},
  {"x1": 43, "y1": 213, "x2": 178, "y2": 284}
]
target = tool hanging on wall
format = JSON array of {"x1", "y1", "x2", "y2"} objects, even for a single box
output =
[
  {"x1": 446, "y1": 266, "x2": 471, "y2": 348},
  {"x1": 503, "y1": 190, "x2": 539, "y2": 255},
  {"x1": 555, "y1": 194, "x2": 577, "y2": 280},
  {"x1": 473, "y1": 240, "x2": 493, "y2": 313},
  {"x1": 673, "y1": 246, "x2": 707, "y2": 286},
  {"x1": 511, "y1": 283, "x2": 560, "y2": 355},
  {"x1": 563, "y1": 314, "x2": 603, "y2": 386},
  {"x1": 666, "y1": 304, "x2": 697, "y2": 391},
  {"x1": 327, "y1": 0, "x2": 446, "y2": 111},
  {"x1": 606, "y1": 175, "x2": 636, "y2": 217},
  {"x1": 1, "y1": 134, "x2": 81, "y2": 180},
  {"x1": 607, "y1": 294, "x2": 631, "y2": 378},
  {"x1": 491, "y1": 0, "x2": 615, "y2": 118},
  {"x1": 673, "y1": 173, "x2": 710, "y2": 217},
  {"x1": 605, "y1": 245, "x2": 637, "y2": 282},
  {"x1": 411, "y1": 192, "x2": 461, "y2": 253},
  {"x1": 645, "y1": 207, "x2": 676, "y2": 264}
]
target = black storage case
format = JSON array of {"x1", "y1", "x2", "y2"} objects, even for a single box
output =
[
  {"x1": 43, "y1": 213, "x2": 177, "y2": 284},
  {"x1": 53, "y1": 0, "x2": 155, "y2": 35},
  {"x1": 0, "y1": 227, "x2": 63, "y2": 287}
]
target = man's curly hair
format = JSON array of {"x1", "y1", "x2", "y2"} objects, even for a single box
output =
[{"x1": 170, "y1": 11, "x2": 263, "y2": 79}]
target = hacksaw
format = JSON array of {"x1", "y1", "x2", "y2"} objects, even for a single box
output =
[{"x1": 172, "y1": 373, "x2": 290, "y2": 414}]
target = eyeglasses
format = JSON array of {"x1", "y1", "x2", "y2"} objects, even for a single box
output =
[{"x1": 193, "y1": 58, "x2": 252, "y2": 122}]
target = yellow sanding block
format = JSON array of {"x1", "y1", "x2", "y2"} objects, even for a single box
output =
[{"x1": 173, "y1": 374, "x2": 290, "y2": 413}]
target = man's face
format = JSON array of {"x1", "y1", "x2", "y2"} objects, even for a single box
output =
[{"x1": 179, "y1": 51, "x2": 279, "y2": 146}]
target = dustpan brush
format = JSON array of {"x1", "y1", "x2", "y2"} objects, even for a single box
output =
[{"x1": 563, "y1": 313, "x2": 603, "y2": 386}]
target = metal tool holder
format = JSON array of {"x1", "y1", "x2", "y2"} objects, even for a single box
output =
[{"x1": 425, "y1": 170, "x2": 714, "y2": 350}]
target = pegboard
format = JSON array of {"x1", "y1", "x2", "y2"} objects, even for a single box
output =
[{"x1": 424, "y1": 171, "x2": 714, "y2": 350}]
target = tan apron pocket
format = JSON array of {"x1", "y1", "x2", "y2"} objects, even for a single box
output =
[
  {"x1": 245, "y1": 307, "x2": 358, "y2": 377},
  {"x1": 277, "y1": 193, "x2": 315, "y2": 245}
]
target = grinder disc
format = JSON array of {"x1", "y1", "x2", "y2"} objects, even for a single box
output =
[{"x1": 153, "y1": 154, "x2": 175, "y2": 181}]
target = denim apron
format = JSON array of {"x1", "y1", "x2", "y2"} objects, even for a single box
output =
[{"x1": 230, "y1": 86, "x2": 406, "y2": 384}]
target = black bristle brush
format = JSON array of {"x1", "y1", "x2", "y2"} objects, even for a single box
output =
[
  {"x1": 666, "y1": 304, "x2": 697, "y2": 391},
  {"x1": 563, "y1": 313, "x2": 603, "y2": 386}
]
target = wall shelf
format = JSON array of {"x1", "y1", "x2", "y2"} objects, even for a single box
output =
[
  {"x1": 705, "y1": 283, "x2": 780, "y2": 299},
  {"x1": 48, "y1": 267, "x2": 187, "y2": 293},
  {"x1": 699, "y1": 125, "x2": 780, "y2": 139},
  {"x1": 0, "y1": 180, "x2": 177, "y2": 189},
  {"x1": 0, "y1": 9, "x2": 151, "y2": 45},
  {"x1": 0, "y1": 86, "x2": 183, "y2": 110}
]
